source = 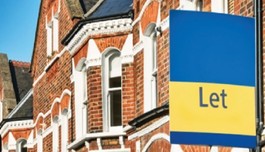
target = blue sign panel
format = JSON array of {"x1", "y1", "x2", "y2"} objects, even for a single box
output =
[{"x1": 169, "y1": 10, "x2": 256, "y2": 148}]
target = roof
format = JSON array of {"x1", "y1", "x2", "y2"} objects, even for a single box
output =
[
  {"x1": 7, "y1": 61, "x2": 33, "y2": 119},
  {"x1": 86, "y1": 0, "x2": 133, "y2": 20},
  {"x1": 9, "y1": 60, "x2": 33, "y2": 102},
  {"x1": 8, "y1": 89, "x2": 33, "y2": 119},
  {"x1": 62, "y1": 0, "x2": 133, "y2": 45},
  {"x1": 80, "y1": 0, "x2": 102, "y2": 15}
]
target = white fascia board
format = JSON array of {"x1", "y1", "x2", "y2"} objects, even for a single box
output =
[{"x1": 67, "y1": 18, "x2": 132, "y2": 55}]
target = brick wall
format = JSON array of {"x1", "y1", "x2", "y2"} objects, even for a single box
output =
[
  {"x1": 157, "y1": 29, "x2": 169, "y2": 107},
  {"x1": 31, "y1": 0, "x2": 76, "y2": 151},
  {"x1": 122, "y1": 63, "x2": 135, "y2": 125},
  {"x1": 134, "y1": 51, "x2": 144, "y2": 116},
  {"x1": 87, "y1": 66, "x2": 103, "y2": 133}
]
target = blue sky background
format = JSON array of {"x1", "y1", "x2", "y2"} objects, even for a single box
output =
[{"x1": 0, "y1": 0, "x2": 40, "y2": 62}]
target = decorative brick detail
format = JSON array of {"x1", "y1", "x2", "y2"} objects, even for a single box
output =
[
  {"x1": 147, "y1": 138, "x2": 171, "y2": 152},
  {"x1": 61, "y1": 94, "x2": 71, "y2": 112},
  {"x1": 141, "y1": 1, "x2": 159, "y2": 33},
  {"x1": 94, "y1": 35, "x2": 128, "y2": 52},
  {"x1": 51, "y1": 102, "x2": 60, "y2": 119},
  {"x1": 11, "y1": 128, "x2": 32, "y2": 141},
  {"x1": 73, "y1": 43, "x2": 88, "y2": 67},
  {"x1": 36, "y1": 115, "x2": 44, "y2": 133}
]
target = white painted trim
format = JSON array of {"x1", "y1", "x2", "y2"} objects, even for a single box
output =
[
  {"x1": 121, "y1": 34, "x2": 134, "y2": 64},
  {"x1": 68, "y1": 132, "x2": 126, "y2": 150},
  {"x1": 67, "y1": 18, "x2": 132, "y2": 55},
  {"x1": 170, "y1": 144, "x2": 183, "y2": 152},
  {"x1": 128, "y1": 115, "x2": 169, "y2": 140},
  {"x1": 87, "y1": 39, "x2": 102, "y2": 67},
  {"x1": 133, "y1": 41, "x2": 144, "y2": 55},
  {"x1": 0, "y1": 120, "x2": 34, "y2": 136},
  {"x1": 136, "y1": 140, "x2": 141, "y2": 152},
  {"x1": 142, "y1": 133, "x2": 169, "y2": 152},
  {"x1": 33, "y1": 72, "x2": 46, "y2": 86},
  {"x1": 211, "y1": 0, "x2": 228, "y2": 13},
  {"x1": 97, "y1": 138, "x2": 102, "y2": 150},
  {"x1": 231, "y1": 148, "x2": 250, "y2": 152},
  {"x1": 73, "y1": 63, "x2": 88, "y2": 139},
  {"x1": 42, "y1": 126, "x2": 53, "y2": 138},
  {"x1": 33, "y1": 48, "x2": 67, "y2": 86},
  {"x1": 210, "y1": 146, "x2": 218, "y2": 152},
  {"x1": 159, "y1": 17, "x2": 169, "y2": 32},
  {"x1": 123, "y1": 125, "x2": 133, "y2": 132}
]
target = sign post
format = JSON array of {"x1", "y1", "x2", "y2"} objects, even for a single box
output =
[{"x1": 169, "y1": 10, "x2": 256, "y2": 148}]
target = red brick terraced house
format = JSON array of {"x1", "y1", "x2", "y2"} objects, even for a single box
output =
[{"x1": 0, "y1": 0, "x2": 261, "y2": 152}]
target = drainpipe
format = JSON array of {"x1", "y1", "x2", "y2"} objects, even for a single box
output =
[{"x1": 255, "y1": 0, "x2": 264, "y2": 151}]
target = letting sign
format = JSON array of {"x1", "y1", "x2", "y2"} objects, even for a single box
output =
[{"x1": 169, "y1": 10, "x2": 256, "y2": 148}]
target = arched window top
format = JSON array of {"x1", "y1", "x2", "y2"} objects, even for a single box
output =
[
  {"x1": 144, "y1": 23, "x2": 156, "y2": 37},
  {"x1": 102, "y1": 48, "x2": 120, "y2": 58},
  {"x1": 16, "y1": 139, "x2": 27, "y2": 152}
]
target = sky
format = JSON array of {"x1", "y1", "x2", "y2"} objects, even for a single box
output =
[{"x1": 0, "y1": 0, "x2": 40, "y2": 62}]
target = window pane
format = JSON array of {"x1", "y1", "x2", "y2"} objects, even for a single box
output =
[
  {"x1": 109, "y1": 76, "x2": 121, "y2": 88},
  {"x1": 110, "y1": 90, "x2": 121, "y2": 126},
  {"x1": 109, "y1": 53, "x2": 121, "y2": 77}
]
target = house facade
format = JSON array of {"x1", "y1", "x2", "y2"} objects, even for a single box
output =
[{"x1": 0, "y1": 0, "x2": 261, "y2": 152}]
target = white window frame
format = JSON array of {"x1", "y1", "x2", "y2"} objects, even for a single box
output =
[
  {"x1": 52, "y1": 14, "x2": 59, "y2": 52},
  {"x1": 211, "y1": 0, "x2": 228, "y2": 13},
  {"x1": 73, "y1": 58, "x2": 88, "y2": 139},
  {"x1": 180, "y1": 0, "x2": 204, "y2": 11},
  {"x1": 37, "y1": 132, "x2": 43, "y2": 152},
  {"x1": 150, "y1": 32, "x2": 157, "y2": 109},
  {"x1": 144, "y1": 23, "x2": 158, "y2": 112},
  {"x1": 61, "y1": 109, "x2": 69, "y2": 152},
  {"x1": 102, "y1": 49, "x2": 122, "y2": 132},
  {"x1": 52, "y1": 117, "x2": 59, "y2": 152},
  {"x1": 46, "y1": 13, "x2": 59, "y2": 57},
  {"x1": 46, "y1": 22, "x2": 53, "y2": 57}
]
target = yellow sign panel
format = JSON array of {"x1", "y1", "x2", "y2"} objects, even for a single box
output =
[{"x1": 170, "y1": 82, "x2": 256, "y2": 136}]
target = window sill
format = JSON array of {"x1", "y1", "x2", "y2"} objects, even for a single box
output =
[{"x1": 67, "y1": 131, "x2": 126, "y2": 150}]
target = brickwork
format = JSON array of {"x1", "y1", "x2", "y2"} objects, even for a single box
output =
[
  {"x1": 157, "y1": 29, "x2": 169, "y2": 106},
  {"x1": 122, "y1": 63, "x2": 135, "y2": 125},
  {"x1": 43, "y1": 134, "x2": 52, "y2": 152},
  {"x1": 234, "y1": 0, "x2": 253, "y2": 17},
  {"x1": 94, "y1": 35, "x2": 128, "y2": 52},
  {"x1": 134, "y1": 51, "x2": 144, "y2": 117},
  {"x1": 147, "y1": 138, "x2": 171, "y2": 152},
  {"x1": 160, "y1": 0, "x2": 179, "y2": 20},
  {"x1": 87, "y1": 66, "x2": 103, "y2": 133}
]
